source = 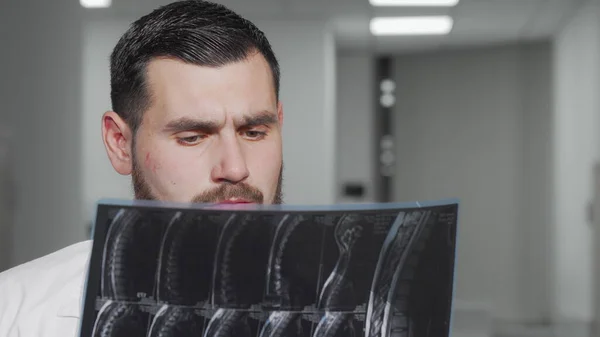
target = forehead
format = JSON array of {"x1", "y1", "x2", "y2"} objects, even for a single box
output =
[{"x1": 143, "y1": 52, "x2": 277, "y2": 123}]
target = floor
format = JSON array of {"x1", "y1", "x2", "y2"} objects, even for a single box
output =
[
  {"x1": 450, "y1": 304, "x2": 596, "y2": 337},
  {"x1": 492, "y1": 322, "x2": 594, "y2": 337}
]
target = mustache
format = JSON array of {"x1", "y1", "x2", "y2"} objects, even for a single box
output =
[{"x1": 191, "y1": 182, "x2": 264, "y2": 204}]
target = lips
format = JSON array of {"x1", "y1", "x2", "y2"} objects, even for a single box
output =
[
  {"x1": 211, "y1": 199, "x2": 257, "y2": 209},
  {"x1": 217, "y1": 199, "x2": 253, "y2": 204}
]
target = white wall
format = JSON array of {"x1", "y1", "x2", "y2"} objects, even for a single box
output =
[
  {"x1": 0, "y1": 5, "x2": 16, "y2": 271},
  {"x1": 390, "y1": 42, "x2": 553, "y2": 324},
  {"x1": 0, "y1": 130, "x2": 13, "y2": 273},
  {"x1": 552, "y1": 0, "x2": 600, "y2": 324},
  {"x1": 0, "y1": 0, "x2": 86, "y2": 269},
  {"x1": 82, "y1": 20, "x2": 135, "y2": 223},
  {"x1": 82, "y1": 17, "x2": 338, "y2": 219},
  {"x1": 256, "y1": 19, "x2": 338, "y2": 205},
  {"x1": 335, "y1": 51, "x2": 376, "y2": 203}
]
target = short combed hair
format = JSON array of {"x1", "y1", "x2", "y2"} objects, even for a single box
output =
[{"x1": 109, "y1": 0, "x2": 280, "y2": 134}]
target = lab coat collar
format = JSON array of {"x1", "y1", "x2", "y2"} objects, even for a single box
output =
[
  {"x1": 55, "y1": 281, "x2": 84, "y2": 319},
  {"x1": 54, "y1": 244, "x2": 92, "y2": 319}
]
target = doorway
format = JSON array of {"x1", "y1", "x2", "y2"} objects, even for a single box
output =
[
  {"x1": 592, "y1": 163, "x2": 600, "y2": 337},
  {"x1": 373, "y1": 44, "x2": 555, "y2": 331}
]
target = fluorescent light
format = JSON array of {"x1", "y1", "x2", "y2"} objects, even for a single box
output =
[
  {"x1": 370, "y1": 0, "x2": 459, "y2": 6},
  {"x1": 370, "y1": 16, "x2": 453, "y2": 36},
  {"x1": 80, "y1": 0, "x2": 111, "y2": 8}
]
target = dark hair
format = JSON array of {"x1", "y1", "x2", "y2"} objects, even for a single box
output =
[{"x1": 109, "y1": 0, "x2": 280, "y2": 134}]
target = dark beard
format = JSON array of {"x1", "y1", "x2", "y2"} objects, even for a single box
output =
[{"x1": 131, "y1": 148, "x2": 284, "y2": 205}]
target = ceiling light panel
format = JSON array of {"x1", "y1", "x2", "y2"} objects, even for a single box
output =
[
  {"x1": 80, "y1": 0, "x2": 111, "y2": 8},
  {"x1": 370, "y1": 16, "x2": 454, "y2": 35},
  {"x1": 370, "y1": 0, "x2": 459, "y2": 7}
]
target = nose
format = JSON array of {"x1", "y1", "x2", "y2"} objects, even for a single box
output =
[{"x1": 210, "y1": 135, "x2": 250, "y2": 184}]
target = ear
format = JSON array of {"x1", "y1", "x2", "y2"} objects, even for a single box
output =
[
  {"x1": 277, "y1": 101, "x2": 284, "y2": 129},
  {"x1": 101, "y1": 111, "x2": 133, "y2": 175}
]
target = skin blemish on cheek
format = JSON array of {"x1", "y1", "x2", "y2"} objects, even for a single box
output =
[
  {"x1": 145, "y1": 152, "x2": 159, "y2": 173},
  {"x1": 144, "y1": 152, "x2": 161, "y2": 173}
]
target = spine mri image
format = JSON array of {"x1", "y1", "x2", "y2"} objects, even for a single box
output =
[{"x1": 80, "y1": 201, "x2": 458, "y2": 337}]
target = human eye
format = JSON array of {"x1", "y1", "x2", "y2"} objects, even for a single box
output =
[
  {"x1": 242, "y1": 129, "x2": 267, "y2": 140},
  {"x1": 176, "y1": 134, "x2": 205, "y2": 146}
]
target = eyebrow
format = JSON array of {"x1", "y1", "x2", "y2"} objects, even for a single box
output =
[
  {"x1": 239, "y1": 110, "x2": 278, "y2": 128},
  {"x1": 162, "y1": 110, "x2": 278, "y2": 133},
  {"x1": 163, "y1": 118, "x2": 220, "y2": 134}
]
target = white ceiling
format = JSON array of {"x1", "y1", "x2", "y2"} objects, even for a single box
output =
[{"x1": 99, "y1": 0, "x2": 585, "y2": 54}]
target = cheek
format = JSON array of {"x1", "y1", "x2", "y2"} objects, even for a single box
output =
[
  {"x1": 144, "y1": 152, "x2": 160, "y2": 174},
  {"x1": 153, "y1": 146, "x2": 218, "y2": 195},
  {"x1": 248, "y1": 143, "x2": 282, "y2": 182},
  {"x1": 143, "y1": 146, "x2": 192, "y2": 186}
]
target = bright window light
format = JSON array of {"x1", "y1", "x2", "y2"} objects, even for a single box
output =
[
  {"x1": 370, "y1": 16, "x2": 453, "y2": 36},
  {"x1": 80, "y1": 0, "x2": 111, "y2": 8},
  {"x1": 370, "y1": 0, "x2": 459, "y2": 6}
]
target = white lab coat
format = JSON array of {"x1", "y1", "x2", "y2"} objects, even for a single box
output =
[{"x1": 0, "y1": 241, "x2": 92, "y2": 337}]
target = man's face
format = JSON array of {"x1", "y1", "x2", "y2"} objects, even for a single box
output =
[{"x1": 102, "y1": 52, "x2": 284, "y2": 205}]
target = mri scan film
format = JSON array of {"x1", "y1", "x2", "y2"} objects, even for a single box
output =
[{"x1": 78, "y1": 199, "x2": 459, "y2": 337}]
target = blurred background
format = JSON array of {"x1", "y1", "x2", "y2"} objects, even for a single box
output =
[{"x1": 0, "y1": 0, "x2": 599, "y2": 336}]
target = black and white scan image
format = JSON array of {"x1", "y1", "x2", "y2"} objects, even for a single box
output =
[{"x1": 79, "y1": 200, "x2": 459, "y2": 337}]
